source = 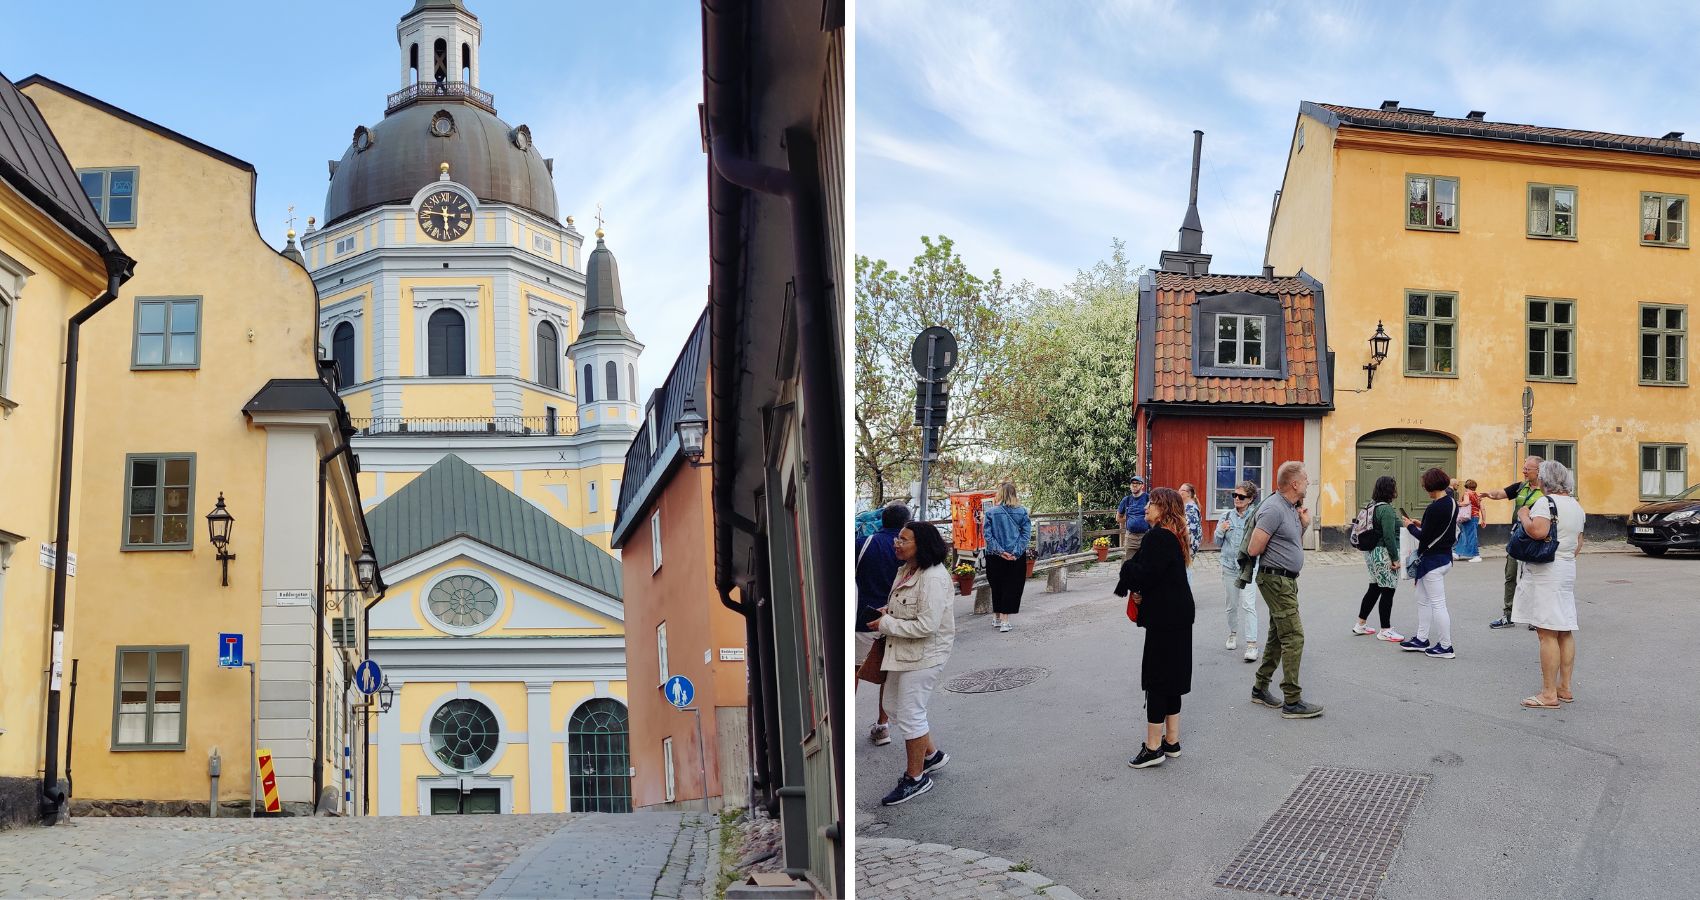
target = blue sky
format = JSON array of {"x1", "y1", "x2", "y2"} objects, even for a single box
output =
[
  {"x1": 857, "y1": 0, "x2": 1700, "y2": 289},
  {"x1": 7, "y1": 0, "x2": 706, "y2": 390}
]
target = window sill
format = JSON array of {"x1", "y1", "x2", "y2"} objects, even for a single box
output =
[
  {"x1": 1403, "y1": 371, "x2": 1459, "y2": 379},
  {"x1": 0, "y1": 395, "x2": 16, "y2": 417},
  {"x1": 1639, "y1": 240, "x2": 1689, "y2": 249},
  {"x1": 1526, "y1": 234, "x2": 1577, "y2": 242},
  {"x1": 1637, "y1": 381, "x2": 1690, "y2": 388},
  {"x1": 131, "y1": 364, "x2": 201, "y2": 372},
  {"x1": 1525, "y1": 376, "x2": 1577, "y2": 384},
  {"x1": 110, "y1": 744, "x2": 186, "y2": 752},
  {"x1": 120, "y1": 544, "x2": 194, "y2": 552},
  {"x1": 1405, "y1": 225, "x2": 1459, "y2": 233}
]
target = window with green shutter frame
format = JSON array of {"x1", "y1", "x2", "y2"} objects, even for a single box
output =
[
  {"x1": 1640, "y1": 444, "x2": 1688, "y2": 500},
  {"x1": 1526, "y1": 441, "x2": 1578, "y2": 495},
  {"x1": 1526, "y1": 298, "x2": 1576, "y2": 382},
  {"x1": 1639, "y1": 304, "x2": 1687, "y2": 385},
  {"x1": 123, "y1": 453, "x2": 195, "y2": 549},
  {"x1": 77, "y1": 167, "x2": 139, "y2": 227},
  {"x1": 1404, "y1": 290, "x2": 1458, "y2": 376},
  {"x1": 1527, "y1": 183, "x2": 1577, "y2": 239},
  {"x1": 132, "y1": 298, "x2": 201, "y2": 369},
  {"x1": 112, "y1": 646, "x2": 187, "y2": 750},
  {"x1": 1407, "y1": 174, "x2": 1459, "y2": 231},
  {"x1": 1640, "y1": 192, "x2": 1687, "y2": 246}
]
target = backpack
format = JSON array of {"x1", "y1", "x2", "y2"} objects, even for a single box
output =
[{"x1": 1349, "y1": 502, "x2": 1384, "y2": 551}]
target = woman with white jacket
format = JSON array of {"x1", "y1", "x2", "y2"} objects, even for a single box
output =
[{"x1": 868, "y1": 520, "x2": 957, "y2": 806}]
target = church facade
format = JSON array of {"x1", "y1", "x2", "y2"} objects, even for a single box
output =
[
  {"x1": 304, "y1": 0, "x2": 637, "y2": 815},
  {"x1": 299, "y1": 0, "x2": 642, "y2": 553}
]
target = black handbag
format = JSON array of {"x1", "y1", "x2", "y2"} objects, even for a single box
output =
[{"x1": 1507, "y1": 497, "x2": 1559, "y2": 564}]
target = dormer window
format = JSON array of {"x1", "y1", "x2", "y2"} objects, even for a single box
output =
[{"x1": 1192, "y1": 292, "x2": 1286, "y2": 378}]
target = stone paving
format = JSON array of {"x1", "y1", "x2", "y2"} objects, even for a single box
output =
[
  {"x1": 856, "y1": 838, "x2": 1082, "y2": 899},
  {"x1": 0, "y1": 811, "x2": 714, "y2": 899}
]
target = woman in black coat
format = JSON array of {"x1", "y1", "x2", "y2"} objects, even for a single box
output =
[{"x1": 1113, "y1": 486, "x2": 1197, "y2": 770}]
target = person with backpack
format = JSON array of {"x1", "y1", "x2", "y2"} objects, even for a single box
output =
[
  {"x1": 855, "y1": 502, "x2": 910, "y2": 746},
  {"x1": 1398, "y1": 468, "x2": 1462, "y2": 658},
  {"x1": 1351, "y1": 476, "x2": 1406, "y2": 643},
  {"x1": 1214, "y1": 481, "x2": 1261, "y2": 662}
]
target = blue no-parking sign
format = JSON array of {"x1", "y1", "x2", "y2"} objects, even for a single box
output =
[
  {"x1": 355, "y1": 659, "x2": 383, "y2": 695},
  {"x1": 663, "y1": 674, "x2": 695, "y2": 709},
  {"x1": 218, "y1": 633, "x2": 243, "y2": 668}
]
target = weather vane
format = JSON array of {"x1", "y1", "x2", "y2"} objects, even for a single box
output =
[
  {"x1": 595, "y1": 202, "x2": 608, "y2": 236},
  {"x1": 285, "y1": 204, "x2": 297, "y2": 234}
]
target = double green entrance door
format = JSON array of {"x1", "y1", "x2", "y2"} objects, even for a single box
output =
[
  {"x1": 1355, "y1": 431, "x2": 1458, "y2": 520},
  {"x1": 430, "y1": 787, "x2": 500, "y2": 814}
]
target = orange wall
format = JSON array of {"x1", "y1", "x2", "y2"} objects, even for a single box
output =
[{"x1": 620, "y1": 459, "x2": 745, "y2": 808}]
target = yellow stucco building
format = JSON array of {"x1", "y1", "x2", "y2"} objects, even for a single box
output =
[
  {"x1": 300, "y1": 0, "x2": 642, "y2": 554},
  {"x1": 20, "y1": 76, "x2": 380, "y2": 818},
  {"x1": 0, "y1": 72, "x2": 133, "y2": 829},
  {"x1": 1267, "y1": 101, "x2": 1700, "y2": 537}
]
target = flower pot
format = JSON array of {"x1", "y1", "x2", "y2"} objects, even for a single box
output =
[
  {"x1": 1095, "y1": 545, "x2": 1110, "y2": 562},
  {"x1": 1024, "y1": 556, "x2": 1036, "y2": 578},
  {"x1": 955, "y1": 573, "x2": 975, "y2": 595}
]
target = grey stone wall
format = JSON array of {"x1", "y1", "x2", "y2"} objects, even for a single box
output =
[{"x1": 0, "y1": 776, "x2": 41, "y2": 831}]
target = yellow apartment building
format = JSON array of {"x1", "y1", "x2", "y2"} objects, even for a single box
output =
[
  {"x1": 1267, "y1": 101, "x2": 1700, "y2": 541},
  {"x1": 21, "y1": 75, "x2": 380, "y2": 817},
  {"x1": 0, "y1": 72, "x2": 133, "y2": 829}
]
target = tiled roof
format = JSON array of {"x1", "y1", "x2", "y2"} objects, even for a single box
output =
[
  {"x1": 366, "y1": 454, "x2": 622, "y2": 598},
  {"x1": 1139, "y1": 271, "x2": 1329, "y2": 408},
  {"x1": 1310, "y1": 102, "x2": 1700, "y2": 160}
]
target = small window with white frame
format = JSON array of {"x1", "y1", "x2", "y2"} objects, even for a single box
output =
[
  {"x1": 657, "y1": 622, "x2": 669, "y2": 685},
  {"x1": 1208, "y1": 439, "x2": 1272, "y2": 518},
  {"x1": 1527, "y1": 184, "x2": 1577, "y2": 239},
  {"x1": 1215, "y1": 314, "x2": 1264, "y2": 367},
  {"x1": 334, "y1": 235, "x2": 356, "y2": 255},
  {"x1": 1641, "y1": 192, "x2": 1688, "y2": 247},
  {"x1": 651, "y1": 510, "x2": 663, "y2": 573},
  {"x1": 663, "y1": 737, "x2": 676, "y2": 802},
  {"x1": 532, "y1": 233, "x2": 554, "y2": 255},
  {"x1": 1407, "y1": 174, "x2": 1459, "y2": 231}
]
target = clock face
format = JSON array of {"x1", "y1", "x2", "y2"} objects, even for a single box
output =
[{"x1": 419, "y1": 190, "x2": 473, "y2": 241}]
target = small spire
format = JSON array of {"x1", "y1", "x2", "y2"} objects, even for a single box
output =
[
  {"x1": 595, "y1": 202, "x2": 607, "y2": 239},
  {"x1": 439, "y1": 161, "x2": 451, "y2": 181}
]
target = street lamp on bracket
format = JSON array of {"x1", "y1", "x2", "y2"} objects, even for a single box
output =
[{"x1": 1363, "y1": 320, "x2": 1392, "y2": 389}]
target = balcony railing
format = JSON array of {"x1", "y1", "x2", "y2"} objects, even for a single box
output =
[
  {"x1": 350, "y1": 415, "x2": 576, "y2": 437},
  {"x1": 385, "y1": 81, "x2": 496, "y2": 115}
]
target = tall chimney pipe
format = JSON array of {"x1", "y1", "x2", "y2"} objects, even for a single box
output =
[{"x1": 1178, "y1": 130, "x2": 1204, "y2": 254}]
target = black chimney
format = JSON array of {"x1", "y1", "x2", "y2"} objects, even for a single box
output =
[{"x1": 1159, "y1": 130, "x2": 1213, "y2": 275}]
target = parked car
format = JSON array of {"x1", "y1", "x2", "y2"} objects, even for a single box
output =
[{"x1": 1627, "y1": 484, "x2": 1700, "y2": 556}]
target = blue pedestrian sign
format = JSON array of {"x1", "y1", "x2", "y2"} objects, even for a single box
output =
[
  {"x1": 663, "y1": 674, "x2": 695, "y2": 709},
  {"x1": 218, "y1": 633, "x2": 243, "y2": 668},
  {"x1": 355, "y1": 659, "x2": 383, "y2": 695}
]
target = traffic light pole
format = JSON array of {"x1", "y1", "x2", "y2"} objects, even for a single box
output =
[{"x1": 917, "y1": 335, "x2": 937, "y2": 520}]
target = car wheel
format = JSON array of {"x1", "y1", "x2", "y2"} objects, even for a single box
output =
[{"x1": 1641, "y1": 546, "x2": 1667, "y2": 557}]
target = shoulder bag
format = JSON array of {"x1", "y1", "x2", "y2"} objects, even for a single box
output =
[{"x1": 1507, "y1": 497, "x2": 1559, "y2": 564}]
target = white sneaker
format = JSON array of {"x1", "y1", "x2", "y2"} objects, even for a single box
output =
[
  {"x1": 1469, "y1": 557, "x2": 1483, "y2": 563},
  {"x1": 998, "y1": 621, "x2": 1012, "y2": 633},
  {"x1": 1377, "y1": 629, "x2": 1406, "y2": 643},
  {"x1": 1244, "y1": 646, "x2": 1258, "y2": 662},
  {"x1": 1226, "y1": 633, "x2": 1238, "y2": 650},
  {"x1": 1352, "y1": 623, "x2": 1378, "y2": 636},
  {"x1": 870, "y1": 723, "x2": 891, "y2": 746}
]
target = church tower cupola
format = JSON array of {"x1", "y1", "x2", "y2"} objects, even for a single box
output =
[
  {"x1": 569, "y1": 226, "x2": 644, "y2": 433},
  {"x1": 398, "y1": 0, "x2": 483, "y2": 90}
]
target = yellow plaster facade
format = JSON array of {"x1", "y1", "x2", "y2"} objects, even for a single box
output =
[{"x1": 1268, "y1": 107, "x2": 1700, "y2": 529}]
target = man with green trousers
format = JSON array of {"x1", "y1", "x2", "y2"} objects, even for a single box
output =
[
  {"x1": 1245, "y1": 461, "x2": 1324, "y2": 719},
  {"x1": 1480, "y1": 456, "x2": 1544, "y2": 629}
]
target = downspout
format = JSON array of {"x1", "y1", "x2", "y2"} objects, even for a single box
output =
[
  {"x1": 315, "y1": 439, "x2": 353, "y2": 813},
  {"x1": 42, "y1": 257, "x2": 129, "y2": 823}
]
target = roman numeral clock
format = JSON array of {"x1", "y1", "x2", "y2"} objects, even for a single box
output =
[{"x1": 419, "y1": 189, "x2": 473, "y2": 241}]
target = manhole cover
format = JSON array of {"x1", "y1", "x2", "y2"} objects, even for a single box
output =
[
  {"x1": 1216, "y1": 766, "x2": 1429, "y2": 899},
  {"x1": 944, "y1": 666, "x2": 1049, "y2": 693}
]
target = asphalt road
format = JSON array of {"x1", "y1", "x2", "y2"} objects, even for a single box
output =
[{"x1": 853, "y1": 547, "x2": 1700, "y2": 899}]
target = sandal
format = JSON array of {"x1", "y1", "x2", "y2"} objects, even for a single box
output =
[
  {"x1": 1557, "y1": 694, "x2": 1574, "y2": 703},
  {"x1": 1521, "y1": 696, "x2": 1561, "y2": 709}
]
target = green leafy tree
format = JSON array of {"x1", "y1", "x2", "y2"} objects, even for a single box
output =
[
  {"x1": 1002, "y1": 240, "x2": 1144, "y2": 511},
  {"x1": 855, "y1": 236, "x2": 1027, "y2": 507}
]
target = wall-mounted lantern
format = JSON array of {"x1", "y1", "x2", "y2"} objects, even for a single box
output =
[
  {"x1": 1363, "y1": 320, "x2": 1391, "y2": 389},
  {"x1": 205, "y1": 493, "x2": 236, "y2": 587},
  {"x1": 675, "y1": 393, "x2": 708, "y2": 467}
]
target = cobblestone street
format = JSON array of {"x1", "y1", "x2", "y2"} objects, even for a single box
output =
[
  {"x1": 0, "y1": 812, "x2": 714, "y2": 899},
  {"x1": 856, "y1": 838, "x2": 1081, "y2": 899}
]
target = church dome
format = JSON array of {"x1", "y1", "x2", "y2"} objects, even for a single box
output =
[{"x1": 324, "y1": 98, "x2": 557, "y2": 226}]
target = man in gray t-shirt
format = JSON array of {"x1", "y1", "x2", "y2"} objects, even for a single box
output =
[{"x1": 1245, "y1": 461, "x2": 1321, "y2": 718}]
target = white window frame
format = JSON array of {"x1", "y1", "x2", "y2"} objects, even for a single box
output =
[
  {"x1": 0, "y1": 247, "x2": 28, "y2": 410},
  {"x1": 334, "y1": 235, "x2": 356, "y2": 255},
  {"x1": 411, "y1": 291, "x2": 481, "y2": 377},
  {"x1": 1215, "y1": 313, "x2": 1265, "y2": 367},
  {"x1": 651, "y1": 511, "x2": 663, "y2": 573},
  {"x1": 587, "y1": 480, "x2": 599, "y2": 513},
  {"x1": 1206, "y1": 438, "x2": 1273, "y2": 521},
  {"x1": 657, "y1": 622, "x2": 669, "y2": 685},
  {"x1": 663, "y1": 737, "x2": 676, "y2": 802}
]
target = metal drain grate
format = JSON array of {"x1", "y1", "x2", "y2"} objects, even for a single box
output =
[
  {"x1": 944, "y1": 666, "x2": 1049, "y2": 693},
  {"x1": 1216, "y1": 767, "x2": 1429, "y2": 900}
]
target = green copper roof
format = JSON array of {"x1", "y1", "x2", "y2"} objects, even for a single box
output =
[{"x1": 366, "y1": 454, "x2": 621, "y2": 598}]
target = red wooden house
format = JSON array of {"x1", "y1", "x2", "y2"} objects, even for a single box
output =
[{"x1": 1132, "y1": 133, "x2": 1333, "y2": 543}]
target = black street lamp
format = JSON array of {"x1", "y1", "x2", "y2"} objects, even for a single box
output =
[
  {"x1": 675, "y1": 392, "x2": 708, "y2": 467},
  {"x1": 377, "y1": 676, "x2": 395, "y2": 714},
  {"x1": 326, "y1": 543, "x2": 381, "y2": 611},
  {"x1": 205, "y1": 493, "x2": 236, "y2": 587},
  {"x1": 1363, "y1": 320, "x2": 1392, "y2": 389}
]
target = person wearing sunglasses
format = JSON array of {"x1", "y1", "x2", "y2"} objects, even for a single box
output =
[{"x1": 1213, "y1": 481, "x2": 1261, "y2": 662}]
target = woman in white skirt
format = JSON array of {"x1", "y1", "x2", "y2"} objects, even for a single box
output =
[{"x1": 1513, "y1": 460, "x2": 1584, "y2": 709}]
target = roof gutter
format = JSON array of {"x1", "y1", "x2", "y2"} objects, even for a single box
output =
[{"x1": 42, "y1": 251, "x2": 134, "y2": 823}]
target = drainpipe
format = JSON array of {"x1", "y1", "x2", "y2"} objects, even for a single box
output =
[
  {"x1": 42, "y1": 257, "x2": 130, "y2": 823},
  {"x1": 315, "y1": 439, "x2": 352, "y2": 813}
]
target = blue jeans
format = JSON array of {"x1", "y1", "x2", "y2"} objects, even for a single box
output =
[{"x1": 1456, "y1": 518, "x2": 1480, "y2": 558}]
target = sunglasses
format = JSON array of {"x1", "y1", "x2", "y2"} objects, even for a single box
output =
[{"x1": 1232, "y1": 493, "x2": 1250, "y2": 500}]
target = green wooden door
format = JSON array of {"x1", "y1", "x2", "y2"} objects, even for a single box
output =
[
  {"x1": 1355, "y1": 431, "x2": 1458, "y2": 520},
  {"x1": 430, "y1": 787, "x2": 500, "y2": 814}
]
